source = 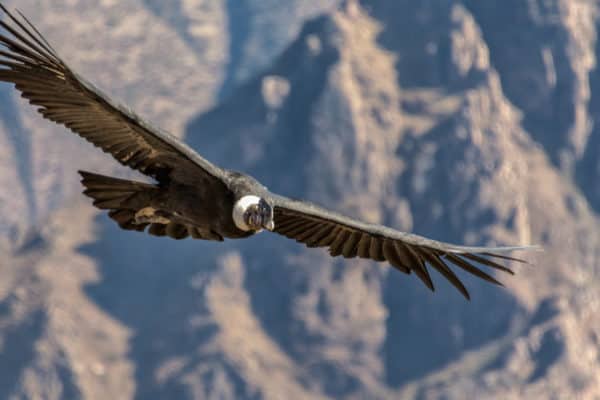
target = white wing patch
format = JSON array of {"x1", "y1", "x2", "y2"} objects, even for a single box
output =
[{"x1": 134, "y1": 207, "x2": 171, "y2": 225}]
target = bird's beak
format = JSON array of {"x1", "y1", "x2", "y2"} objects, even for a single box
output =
[{"x1": 264, "y1": 220, "x2": 275, "y2": 231}]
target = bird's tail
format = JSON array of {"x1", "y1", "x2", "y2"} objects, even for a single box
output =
[
  {"x1": 78, "y1": 170, "x2": 218, "y2": 240},
  {"x1": 79, "y1": 170, "x2": 159, "y2": 232}
]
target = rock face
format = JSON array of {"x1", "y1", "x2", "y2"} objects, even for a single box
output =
[{"x1": 1, "y1": 0, "x2": 599, "y2": 399}]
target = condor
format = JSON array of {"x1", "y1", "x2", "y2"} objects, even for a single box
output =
[{"x1": 0, "y1": 5, "x2": 539, "y2": 299}]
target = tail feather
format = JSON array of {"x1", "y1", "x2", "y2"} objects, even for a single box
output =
[
  {"x1": 78, "y1": 170, "x2": 223, "y2": 241},
  {"x1": 79, "y1": 170, "x2": 156, "y2": 210},
  {"x1": 79, "y1": 170, "x2": 158, "y2": 232}
]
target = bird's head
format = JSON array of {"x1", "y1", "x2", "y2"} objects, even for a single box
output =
[{"x1": 233, "y1": 195, "x2": 274, "y2": 232}]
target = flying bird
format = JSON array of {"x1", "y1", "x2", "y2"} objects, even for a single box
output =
[{"x1": 0, "y1": 6, "x2": 539, "y2": 299}]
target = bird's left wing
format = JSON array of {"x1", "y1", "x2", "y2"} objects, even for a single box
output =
[
  {"x1": 269, "y1": 194, "x2": 539, "y2": 299},
  {"x1": 0, "y1": 5, "x2": 227, "y2": 185}
]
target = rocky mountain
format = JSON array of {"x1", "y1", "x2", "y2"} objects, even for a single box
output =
[{"x1": 1, "y1": 0, "x2": 599, "y2": 399}]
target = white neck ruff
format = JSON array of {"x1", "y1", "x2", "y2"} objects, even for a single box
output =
[{"x1": 232, "y1": 195, "x2": 262, "y2": 232}]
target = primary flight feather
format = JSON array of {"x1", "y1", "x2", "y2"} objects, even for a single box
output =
[{"x1": 0, "y1": 6, "x2": 539, "y2": 299}]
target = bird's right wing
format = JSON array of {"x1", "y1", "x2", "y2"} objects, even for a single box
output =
[
  {"x1": 0, "y1": 5, "x2": 226, "y2": 186},
  {"x1": 270, "y1": 194, "x2": 540, "y2": 299}
]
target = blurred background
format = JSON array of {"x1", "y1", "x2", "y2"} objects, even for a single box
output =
[{"x1": 1, "y1": 0, "x2": 599, "y2": 399}]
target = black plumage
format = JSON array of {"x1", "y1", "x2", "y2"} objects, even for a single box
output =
[{"x1": 0, "y1": 6, "x2": 539, "y2": 299}]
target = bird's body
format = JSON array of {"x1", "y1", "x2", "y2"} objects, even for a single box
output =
[
  {"x1": 80, "y1": 169, "x2": 266, "y2": 241},
  {"x1": 0, "y1": 5, "x2": 540, "y2": 299}
]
